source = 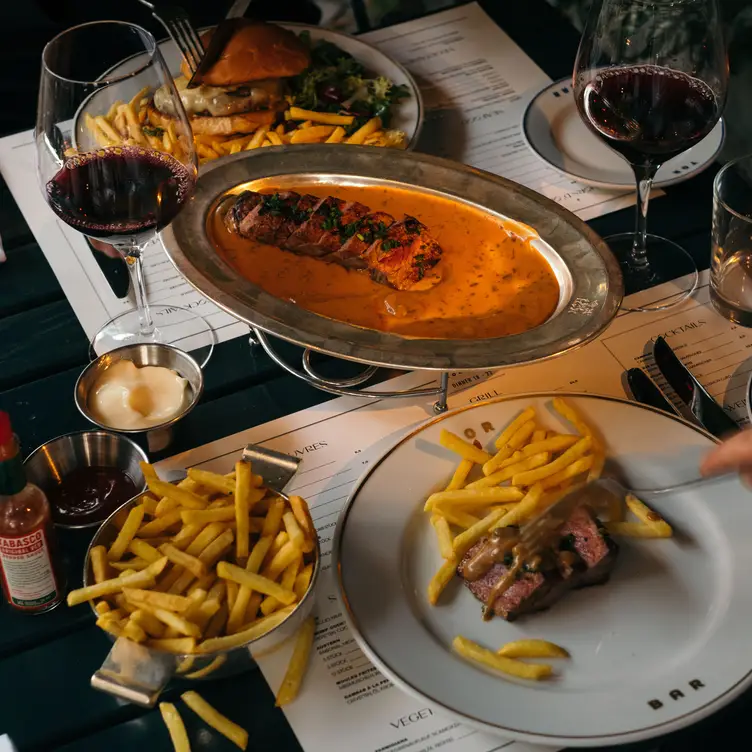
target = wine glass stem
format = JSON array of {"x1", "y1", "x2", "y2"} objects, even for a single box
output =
[
  {"x1": 123, "y1": 245, "x2": 154, "y2": 337},
  {"x1": 631, "y1": 164, "x2": 658, "y2": 268}
]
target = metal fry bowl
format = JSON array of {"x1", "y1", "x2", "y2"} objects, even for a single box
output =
[
  {"x1": 23, "y1": 430, "x2": 148, "y2": 529},
  {"x1": 85, "y1": 491, "x2": 320, "y2": 707},
  {"x1": 161, "y1": 145, "x2": 623, "y2": 372}
]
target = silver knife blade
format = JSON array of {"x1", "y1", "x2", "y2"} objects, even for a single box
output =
[
  {"x1": 626, "y1": 367, "x2": 679, "y2": 416},
  {"x1": 187, "y1": 0, "x2": 252, "y2": 89},
  {"x1": 652, "y1": 336, "x2": 738, "y2": 439}
]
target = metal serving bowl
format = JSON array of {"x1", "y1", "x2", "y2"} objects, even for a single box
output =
[
  {"x1": 85, "y1": 491, "x2": 320, "y2": 706},
  {"x1": 161, "y1": 145, "x2": 623, "y2": 372},
  {"x1": 74, "y1": 343, "x2": 204, "y2": 452},
  {"x1": 23, "y1": 430, "x2": 148, "y2": 529}
]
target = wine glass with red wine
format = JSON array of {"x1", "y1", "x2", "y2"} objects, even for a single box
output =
[
  {"x1": 36, "y1": 21, "x2": 214, "y2": 359},
  {"x1": 574, "y1": 0, "x2": 727, "y2": 311}
]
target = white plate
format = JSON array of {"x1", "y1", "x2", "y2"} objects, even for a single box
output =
[
  {"x1": 522, "y1": 78, "x2": 724, "y2": 190},
  {"x1": 334, "y1": 394, "x2": 752, "y2": 747},
  {"x1": 74, "y1": 24, "x2": 423, "y2": 153}
]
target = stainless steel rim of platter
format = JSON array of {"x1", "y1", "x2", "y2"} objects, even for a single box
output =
[{"x1": 161, "y1": 145, "x2": 623, "y2": 411}]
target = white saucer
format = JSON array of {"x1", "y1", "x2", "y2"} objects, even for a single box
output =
[{"x1": 522, "y1": 77, "x2": 725, "y2": 190}]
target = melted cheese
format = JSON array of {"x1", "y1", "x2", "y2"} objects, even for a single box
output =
[{"x1": 154, "y1": 76, "x2": 283, "y2": 117}]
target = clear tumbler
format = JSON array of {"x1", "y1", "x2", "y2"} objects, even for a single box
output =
[{"x1": 711, "y1": 155, "x2": 752, "y2": 325}]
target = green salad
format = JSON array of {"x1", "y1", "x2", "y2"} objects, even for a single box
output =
[{"x1": 289, "y1": 32, "x2": 411, "y2": 136}]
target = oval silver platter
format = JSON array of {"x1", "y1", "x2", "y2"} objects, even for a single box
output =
[{"x1": 161, "y1": 145, "x2": 623, "y2": 371}]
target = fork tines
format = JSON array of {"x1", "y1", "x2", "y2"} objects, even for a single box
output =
[{"x1": 151, "y1": 4, "x2": 205, "y2": 74}]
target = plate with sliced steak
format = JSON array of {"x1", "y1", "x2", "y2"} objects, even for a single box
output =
[{"x1": 333, "y1": 393, "x2": 752, "y2": 746}]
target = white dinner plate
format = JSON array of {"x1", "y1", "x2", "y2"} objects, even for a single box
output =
[
  {"x1": 334, "y1": 394, "x2": 752, "y2": 747},
  {"x1": 522, "y1": 78, "x2": 724, "y2": 190},
  {"x1": 74, "y1": 24, "x2": 423, "y2": 153}
]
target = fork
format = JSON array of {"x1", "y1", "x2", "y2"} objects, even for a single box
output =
[
  {"x1": 136, "y1": 0, "x2": 205, "y2": 74},
  {"x1": 519, "y1": 471, "x2": 735, "y2": 546}
]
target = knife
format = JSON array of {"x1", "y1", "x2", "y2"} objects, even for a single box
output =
[
  {"x1": 652, "y1": 336, "x2": 739, "y2": 438},
  {"x1": 626, "y1": 367, "x2": 679, "y2": 416},
  {"x1": 187, "y1": 0, "x2": 252, "y2": 89}
]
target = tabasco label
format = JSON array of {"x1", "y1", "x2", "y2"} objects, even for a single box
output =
[{"x1": 0, "y1": 525, "x2": 62, "y2": 611}]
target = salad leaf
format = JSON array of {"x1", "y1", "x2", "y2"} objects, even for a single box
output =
[{"x1": 289, "y1": 34, "x2": 410, "y2": 125}]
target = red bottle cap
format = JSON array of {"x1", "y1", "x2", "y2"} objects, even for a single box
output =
[{"x1": 0, "y1": 412, "x2": 11, "y2": 445}]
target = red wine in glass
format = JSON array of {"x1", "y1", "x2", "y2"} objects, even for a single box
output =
[
  {"x1": 579, "y1": 65, "x2": 721, "y2": 164},
  {"x1": 45, "y1": 146, "x2": 196, "y2": 243}
]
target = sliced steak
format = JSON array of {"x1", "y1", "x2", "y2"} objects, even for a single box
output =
[
  {"x1": 223, "y1": 191, "x2": 263, "y2": 235},
  {"x1": 284, "y1": 197, "x2": 346, "y2": 256},
  {"x1": 332, "y1": 211, "x2": 396, "y2": 269},
  {"x1": 364, "y1": 215, "x2": 443, "y2": 291},
  {"x1": 235, "y1": 191, "x2": 302, "y2": 244},
  {"x1": 315, "y1": 200, "x2": 370, "y2": 257},
  {"x1": 223, "y1": 190, "x2": 446, "y2": 290},
  {"x1": 457, "y1": 505, "x2": 618, "y2": 621},
  {"x1": 559, "y1": 505, "x2": 618, "y2": 586}
]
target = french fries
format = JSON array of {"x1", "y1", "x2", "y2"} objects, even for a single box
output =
[
  {"x1": 182, "y1": 691, "x2": 249, "y2": 749},
  {"x1": 424, "y1": 398, "x2": 670, "y2": 685},
  {"x1": 497, "y1": 639, "x2": 569, "y2": 659},
  {"x1": 159, "y1": 703, "x2": 191, "y2": 752},
  {"x1": 82, "y1": 92, "x2": 407, "y2": 172},
  {"x1": 72, "y1": 459, "x2": 318, "y2": 722},
  {"x1": 453, "y1": 636, "x2": 553, "y2": 680},
  {"x1": 275, "y1": 616, "x2": 315, "y2": 706}
]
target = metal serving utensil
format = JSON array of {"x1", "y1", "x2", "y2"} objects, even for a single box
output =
[
  {"x1": 136, "y1": 0, "x2": 205, "y2": 74},
  {"x1": 242, "y1": 444, "x2": 301, "y2": 500},
  {"x1": 521, "y1": 470, "x2": 736, "y2": 543}
]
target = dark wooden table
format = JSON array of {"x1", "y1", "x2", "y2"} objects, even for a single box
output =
[{"x1": 0, "y1": 1, "x2": 744, "y2": 750}]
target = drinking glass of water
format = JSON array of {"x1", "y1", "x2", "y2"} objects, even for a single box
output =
[{"x1": 711, "y1": 155, "x2": 752, "y2": 325}]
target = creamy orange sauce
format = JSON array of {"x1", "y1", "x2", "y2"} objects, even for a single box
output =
[{"x1": 209, "y1": 183, "x2": 560, "y2": 339}]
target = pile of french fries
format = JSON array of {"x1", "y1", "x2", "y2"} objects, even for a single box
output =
[
  {"x1": 423, "y1": 397, "x2": 673, "y2": 682},
  {"x1": 83, "y1": 89, "x2": 407, "y2": 166},
  {"x1": 66, "y1": 459, "x2": 317, "y2": 724},
  {"x1": 82, "y1": 87, "x2": 190, "y2": 163}
]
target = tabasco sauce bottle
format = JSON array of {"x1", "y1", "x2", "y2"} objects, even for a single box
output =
[{"x1": 0, "y1": 412, "x2": 63, "y2": 613}]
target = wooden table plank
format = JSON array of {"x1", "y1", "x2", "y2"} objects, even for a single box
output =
[
  {"x1": 56, "y1": 673, "x2": 299, "y2": 752},
  {"x1": 0, "y1": 242, "x2": 63, "y2": 318}
]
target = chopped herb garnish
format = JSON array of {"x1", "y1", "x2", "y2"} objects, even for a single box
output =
[
  {"x1": 142, "y1": 126, "x2": 164, "y2": 137},
  {"x1": 260, "y1": 193, "x2": 287, "y2": 216},
  {"x1": 381, "y1": 238, "x2": 399, "y2": 251},
  {"x1": 503, "y1": 553, "x2": 514, "y2": 567},
  {"x1": 356, "y1": 233, "x2": 365, "y2": 241}
]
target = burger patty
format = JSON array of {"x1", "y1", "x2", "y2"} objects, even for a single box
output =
[{"x1": 153, "y1": 76, "x2": 285, "y2": 118}]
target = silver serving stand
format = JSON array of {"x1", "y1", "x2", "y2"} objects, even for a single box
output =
[
  {"x1": 249, "y1": 327, "x2": 452, "y2": 412},
  {"x1": 161, "y1": 146, "x2": 623, "y2": 409}
]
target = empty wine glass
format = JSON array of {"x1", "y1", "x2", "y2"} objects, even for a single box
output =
[
  {"x1": 574, "y1": 0, "x2": 728, "y2": 311},
  {"x1": 36, "y1": 21, "x2": 214, "y2": 361}
]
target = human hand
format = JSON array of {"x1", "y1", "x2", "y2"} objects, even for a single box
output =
[{"x1": 700, "y1": 428, "x2": 752, "y2": 486}]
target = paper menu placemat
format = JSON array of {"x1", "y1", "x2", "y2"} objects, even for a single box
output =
[
  {"x1": 155, "y1": 269, "x2": 740, "y2": 752},
  {"x1": 0, "y1": 2, "x2": 640, "y2": 350},
  {"x1": 362, "y1": 3, "x2": 641, "y2": 222}
]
